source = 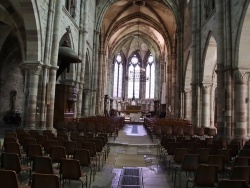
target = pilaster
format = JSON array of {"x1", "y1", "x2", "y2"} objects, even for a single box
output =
[{"x1": 20, "y1": 61, "x2": 43, "y2": 130}]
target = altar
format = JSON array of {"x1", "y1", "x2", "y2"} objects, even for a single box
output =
[{"x1": 123, "y1": 105, "x2": 142, "y2": 122}]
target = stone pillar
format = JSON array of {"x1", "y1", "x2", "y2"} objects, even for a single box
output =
[
  {"x1": 46, "y1": 66, "x2": 58, "y2": 130},
  {"x1": 191, "y1": 0, "x2": 201, "y2": 127},
  {"x1": 234, "y1": 70, "x2": 249, "y2": 139},
  {"x1": 77, "y1": 0, "x2": 88, "y2": 118},
  {"x1": 210, "y1": 84, "x2": 217, "y2": 128},
  {"x1": 202, "y1": 84, "x2": 212, "y2": 127},
  {"x1": 40, "y1": 65, "x2": 50, "y2": 129},
  {"x1": 184, "y1": 89, "x2": 192, "y2": 120},
  {"x1": 92, "y1": 30, "x2": 100, "y2": 115},
  {"x1": 216, "y1": 0, "x2": 225, "y2": 137},
  {"x1": 46, "y1": 0, "x2": 62, "y2": 131},
  {"x1": 20, "y1": 62, "x2": 42, "y2": 130},
  {"x1": 83, "y1": 89, "x2": 90, "y2": 117}
]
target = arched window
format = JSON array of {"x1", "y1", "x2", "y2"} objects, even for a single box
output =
[
  {"x1": 128, "y1": 54, "x2": 140, "y2": 99},
  {"x1": 145, "y1": 54, "x2": 155, "y2": 99},
  {"x1": 113, "y1": 54, "x2": 123, "y2": 98}
]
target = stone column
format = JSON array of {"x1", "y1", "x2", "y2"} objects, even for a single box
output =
[
  {"x1": 39, "y1": 65, "x2": 50, "y2": 129},
  {"x1": 202, "y1": 84, "x2": 212, "y2": 127},
  {"x1": 20, "y1": 62, "x2": 42, "y2": 130},
  {"x1": 210, "y1": 84, "x2": 217, "y2": 128},
  {"x1": 234, "y1": 70, "x2": 249, "y2": 139},
  {"x1": 92, "y1": 30, "x2": 100, "y2": 115},
  {"x1": 216, "y1": 0, "x2": 225, "y2": 137},
  {"x1": 77, "y1": 0, "x2": 88, "y2": 118},
  {"x1": 191, "y1": 0, "x2": 201, "y2": 127},
  {"x1": 184, "y1": 89, "x2": 192, "y2": 120},
  {"x1": 46, "y1": 66, "x2": 58, "y2": 130},
  {"x1": 83, "y1": 89, "x2": 90, "y2": 117},
  {"x1": 46, "y1": 0, "x2": 62, "y2": 131}
]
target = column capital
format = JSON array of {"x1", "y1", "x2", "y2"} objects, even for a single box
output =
[
  {"x1": 234, "y1": 69, "x2": 250, "y2": 83},
  {"x1": 184, "y1": 88, "x2": 192, "y2": 93},
  {"x1": 20, "y1": 61, "x2": 43, "y2": 75}
]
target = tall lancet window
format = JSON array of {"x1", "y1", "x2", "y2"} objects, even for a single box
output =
[
  {"x1": 145, "y1": 54, "x2": 155, "y2": 99},
  {"x1": 128, "y1": 54, "x2": 140, "y2": 99},
  {"x1": 113, "y1": 54, "x2": 123, "y2": 98}
]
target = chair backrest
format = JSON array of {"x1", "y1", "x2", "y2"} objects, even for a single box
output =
[
  {"x1": 33, "y1": 156, "x2": 54, "y2": 174},
  {"x1": 0, "y1": 169, "x2": 19, "y2": 188},
  {"x1": 196, "y1": 148, "x2": 210, "y2": 164},
  {"x1": 3, "y1": 137, "x2": 17, "y2": 149},
  {"x1": 4, "y1": 132, "x2": 17, "y2": 139},
  {"x1": 89, "y1": 139, "x2": 103, "y2": 152},
  {"x1": 36, "y1": 134, "x2": 48, "y2": 147},
  {"x1": 207, "y1": 155, "x2": 225, "y2": 173},
  {"x1": 173, "y1": 148, "x2": 189, "y2": 164},
  {"x1": 74, "y1": 149, "x2": 91, "y2": 166},
  {"x1": 27, "y1": 144, "x2": 43, "y2": 160},
  {"x1": 230, "y1": 166, "x2": 250, "y2": 185},
  {"x1": 5, "y1": 142, "x2": 22, "y2": 158},
  {"x1": 232, "y1": 157, "x2": 250, "y2": 167},
  {"x1": 218, "y1": 179, "x2": 246, "y2": 188},
  {"x1": 1, "y1": 152, "x2": 21, "y2": 173},
  {"x1": 31, "y1": 173, "x2": 60, "y2": 188},
  {"x1": 182, "y1": 154, "x2": 199, "y2": 172},
  {"x1": 194, "y1": 165, "x2": 218, "y2": 187},
  {"x1": 60, "y1": 159, "x2": 81, "y2": 179},
  {"x1": 50, "y1": 146, "x2": 66, "y2": 164},
  {"x1": 44, "y1": 140, "x2": 58, "y2": 154},
  {"x1": 63, "y1": 140, "x2": 77, "y2": 155},
  {"x1": 82, "y1": 142, "x2": 96, "y2": 157}
]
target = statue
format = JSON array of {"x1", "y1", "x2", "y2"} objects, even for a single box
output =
[{"x1": 10, "y1": 90, "x2": 17, "y2": 112}]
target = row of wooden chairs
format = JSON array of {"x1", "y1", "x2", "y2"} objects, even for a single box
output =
[{"x1": 0, "y1": 169, "x2": 59, "y2": 188}]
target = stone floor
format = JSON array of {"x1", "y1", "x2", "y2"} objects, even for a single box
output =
[{"x1": 0, "y1": 123, "x2": 193, "y2": 188}]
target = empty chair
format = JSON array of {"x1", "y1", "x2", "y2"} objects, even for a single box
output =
[
  {"x1": 89, "y1": 139, "x2": 105, "y2": 169},
  {"x1": 27, "y1": 144, "x2": 43, "y2": 165},
  {"x1": 63, "y1": 140, "x2": 77, "y2": 158},
  {"x1": 174, "y1": 154, "x2": 199, "y2": 187},
  {"x1": 36, "y1": 135, "x2": 48, "y2": 148},
  {"x1": 5, "y1": 142, "x2": 25, "y2": 161},
  {"x1": 1, "y1": 152, "x2": 31, "y2": 183},
  {"x1": 44, "y1": 140, "x2": 58, "y2": 154},
  {"x1": 50, "y1": 146, "x2": 67, "y2": 165},
  {"x1": 186, "y1": 164, "x2": 218, "y2": 188},
  {"x1": 0, "y1": 169, "x2": 30, "y2": 188},
  {"x1": 53, "y1": 137, "x2": 64, "y2": 147},
  {"x1": 74, "y1": 149, "x2": 96, "y2": 183},
  {"x1": 70, "y1": 132, "x2": 80, "y2": 140},
  {"x1": 82, "y1": 142, "x2": 98, "y2": 169},
  {"x1": 169, "y1": 148, "x2": 189, "y2": 175},
  {"x1": 22, "y1": 138, "x2": 37, "y2": 153},
  {"x1": 230, "y1": 166, "x2": 250, "y2": 186},
  {"x1": 196, "y1": 148, "x2": 210, "y2": 164},
  {"x1": 18, "y1": 133, "x2": 31, "y2": 146},
  {"x1": 60, "y1": 158, "x2": 88, "y2": 188},
  {"x1": 31, "y1": 173, "x2": 60, "y2": 188},
  {"x1": 207, "y1": 155, "x2": 225, "y2": 177},
  {"x1": 238, "y1": 149, "x2": 250, "y2": 157},
  {"x1": 32, "y1": 156, "x2": 57, "y2": 175}
]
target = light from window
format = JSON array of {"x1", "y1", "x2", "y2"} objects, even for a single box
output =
[
  {"x1": 113, "y1": 54, "x2": 123, "y2": 98},
  {"x1": 145, "y1": 54, "x2": 155, "y2": 99}
]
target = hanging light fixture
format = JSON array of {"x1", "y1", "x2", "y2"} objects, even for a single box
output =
[{"x1": 133, "y1": 0, "x2": 145, "y2": 53}]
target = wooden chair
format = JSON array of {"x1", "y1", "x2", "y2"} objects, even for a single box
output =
[
  {"x1": 60, "y1": 158, "x2": 88, "y2": 188},
  {"x1": 50, "y1": 146, "x2": 66, "y2": 165},
  {"x1": 174, "y1": 154, "x2": 199, "y2": 187},
  {"x1": 0, "y1": 169, "x2": 29, "y2": 188},
  {"x1": 1, "y1": 152, "x2": 31, "y2": 184},
  {"x1": 31, "y1": 173, "x2": 60, "y2": 188},
  {"x1": 186, "y1": 164, "x2": 218, "y2": 188},
  {"x1": 74, "y1": 149, "x2": 96, "y2": 184}
]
